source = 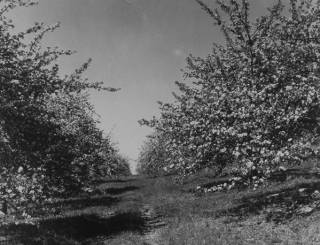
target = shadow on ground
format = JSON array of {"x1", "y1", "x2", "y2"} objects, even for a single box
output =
[
  {"x1": 30, "y1": 195, "x2": 121, "y2": 217},
  {"x1": 93, "y1": 178, "x2": 136, "y2": 185},
  {"x1": 3, "y1": 211, "x2": 151, "y2": 244},
  {"x1": 217, "y1": 178, "x2": 320, "y2": 223},
  {"x1": 104, "y1": 186, "x2": 140, "y2": 195},
  {"x1": 51, "y1": 195, "x2": 120, "y2": 209},
  {"x1": 53, "y1": 196, "x2": 120, "y2": 208}
]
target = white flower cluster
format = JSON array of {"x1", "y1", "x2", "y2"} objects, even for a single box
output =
[{"x1": 196, "y1": 174, "x2": 267, "y2": 194}]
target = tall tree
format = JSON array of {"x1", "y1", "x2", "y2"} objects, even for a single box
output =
[
  {"x1": 0, "y1": 0, "x2": 120, "y2": 217},
  {"x1": 141, "y1": 0, "x2": 320, "y2": 176}
]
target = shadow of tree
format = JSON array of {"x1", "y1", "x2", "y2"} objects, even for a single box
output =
[
  {"x1": 217, "y1": 179, "x2": 320, "y2": 223},
  {"x1": 29, "y1": 195, "x2": 120, "y2": 217},
  {"x1": 104, "y1": 186, "x2": 139, "y2": 195},
  {"x1": 4, "y1": 211, "x2": 151, "y2": 244},
  {"x1": 93, "y1": 178, "x2": 136, "y2": 185},
  {"x1": 105, "y1": 178, "x2": 135, "y2": 183},
  {"x1": 52, "y1": 195, "x2": 120, "y2": 209}
]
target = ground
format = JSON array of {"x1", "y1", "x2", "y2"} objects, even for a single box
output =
[{"x1": 2, "y1": 168, "x2": 320, "y2": 244}]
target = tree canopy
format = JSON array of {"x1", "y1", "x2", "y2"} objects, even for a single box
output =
[
  {"x1": 0, "y1": 0, "x2": 127, "y2": 218},
  {"x1": 140, "y1": 0, "x2": 320, "y2": 177}
]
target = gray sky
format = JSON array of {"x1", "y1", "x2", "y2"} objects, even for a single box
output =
[{"x1": 12, "y1": 0, "x2": 271, "y2": 172}]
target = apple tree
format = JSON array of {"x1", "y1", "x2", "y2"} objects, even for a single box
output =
[{"x1": 141, "y1": 0, "x2": 320, "y2": 177}]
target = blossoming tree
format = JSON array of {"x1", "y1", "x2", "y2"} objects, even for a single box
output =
[
  {"x1": 141, "y1": 0, "x2": 320, "y2": 177},
  {"x1": 0, "y1": 0, "x2": 124, "y2": 218}
]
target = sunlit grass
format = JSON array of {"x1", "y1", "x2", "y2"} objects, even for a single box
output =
[{"x1": 3, "y1": 172, "x2": 320, "y2": 244}]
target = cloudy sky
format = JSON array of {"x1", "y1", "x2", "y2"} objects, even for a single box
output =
[{"x1": 12, "y1": 0, "x2": 273, "y2": 172}]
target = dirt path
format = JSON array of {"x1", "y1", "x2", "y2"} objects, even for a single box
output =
[
  {"x1": 92, "y1": 177, "x2": 167, "y2": 244},
  {"x1": 140, "y1": 204, "x2": 166, "y2": 245}
]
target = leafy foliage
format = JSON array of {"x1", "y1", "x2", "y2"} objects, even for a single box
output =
[
  {"x1": 136, "y1": 133, "x2": 173, "y2": 176},
  {"x1": 0, "y1": 0, "x2": 124, "y2": 217},
  {"x1": 110, "y1": 153, "x2": 132, "y2": 176},
  {"x1": 140, "y1": 0, "x2": 320, "y2": 176}
]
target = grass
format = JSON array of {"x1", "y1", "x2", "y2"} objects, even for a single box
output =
[
  {"x1": 158, "y1": 210, "x2": 320, "y2": 244},
  {"x1": 134, "y1": 170, "x2": 320, "y2": 244},
  {"x1": 160, "y1": 216, "x2": 296, "y2": 245},
  {"x1": 2, "y1": 169, "x2": 320, "y2": 244}
]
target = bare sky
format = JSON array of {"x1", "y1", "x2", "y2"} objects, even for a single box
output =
[{"x1": 12, "y1": 0, "x2": 271, "y2": 172}]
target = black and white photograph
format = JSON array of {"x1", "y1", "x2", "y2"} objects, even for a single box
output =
[{"x1": 0, "y1": 0, "x2": 320, "y2": 244}]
